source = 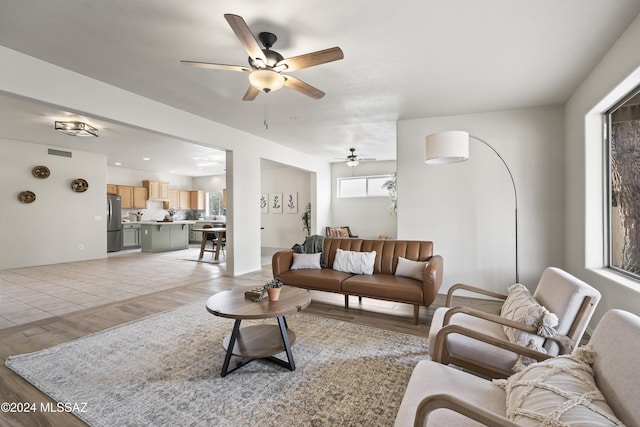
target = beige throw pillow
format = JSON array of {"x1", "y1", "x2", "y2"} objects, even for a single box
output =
[
  {"x1": 394, "y1": 257, "x2": 427, "y2": 281},
  {"x1": 291, "y1": 253, "x2": 322, "y2": 270},
  {"x1": 495, "y1": 347, "x2": 624, "y2": 426},
  {"x1": 500, "y1": 283, "x2": 559, "y2": 371}
]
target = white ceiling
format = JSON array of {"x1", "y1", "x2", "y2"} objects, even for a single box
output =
[{"x1": 0, "y1": 1, "x2": 639, "y2": 176}]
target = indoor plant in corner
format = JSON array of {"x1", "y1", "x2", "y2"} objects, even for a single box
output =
[{"x1": 253, "y1": 278, "x2": 283, "y2": 302}]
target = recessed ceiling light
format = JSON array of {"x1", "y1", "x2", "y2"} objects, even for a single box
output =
[
  {"x1": 170, "y1": 170, "x2": 176, "y2": 174},
  {"x1": 143, "y1": 157, "x2": 150, "y2": 161},
  {"x1": 114, "y1": 162, "x2": 122, "y2": 166}
]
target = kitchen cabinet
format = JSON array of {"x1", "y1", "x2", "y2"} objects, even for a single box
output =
[
  {"x1": 190, "y1": 190, "x2": 204, "y2": 210},
  {"x1": 140, "y1": 222, "x2": 189, "y2": 252},
  {"x1": 169, "y1": 190, "x2": 192, "y2": 209},
  {"x1": 143, "y1": 180, "x2": 170, "y2": 200},
  {"x1": 133, "y1": 187, "x2": 148, "y2": 209},
  {"x1": 179, "y1": 190, "x2": 191, "y2": 209},
  {"x1": 117, "y1": 186, "x2": 134, "y2": 208},
  {"x1": 169, "y1": 190, "x2": 179, "y2": 209},
  {"x1": 107, "y1": 184, "x2": 117, "y2": 194},
  {"x1": 122, "y1": 223, "x2": 141, "y2": 249}
]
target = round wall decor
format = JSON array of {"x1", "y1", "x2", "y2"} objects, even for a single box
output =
[
  {"x1": 71, "y1": 178, "x2": 89, "y2": 193},
  {"x1": 32, "y1": 165, "x2": 50, "y2": 179},
  {"x1": 19, "y1": 191, "x2": 36, "y2": 203}
]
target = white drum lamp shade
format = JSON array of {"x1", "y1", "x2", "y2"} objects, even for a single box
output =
[{"x1": 424, "y1": 131, "x2": 470, "y2": 164}]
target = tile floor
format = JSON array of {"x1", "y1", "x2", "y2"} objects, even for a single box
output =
[{"x1": 0, "y1": 245, "x2": 243, "y2": 329}]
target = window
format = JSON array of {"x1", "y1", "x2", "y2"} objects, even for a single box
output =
[
  {"x1": 337, "y1": 174, "x2": 393, "y2": 198},
  {"x1": 607, "y1": 85, "x2": 640, "y2": 278},
  {"x1": 206, "y1": 191, "x2": 224, "y2": 216}
]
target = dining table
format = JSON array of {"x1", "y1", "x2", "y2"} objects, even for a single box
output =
[{"x1": 193, "y1": 227, "x2": 226, "y2": 262}]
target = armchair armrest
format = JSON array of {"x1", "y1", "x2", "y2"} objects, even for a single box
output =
[
  {"x1": 442, "y1": 306, "x2": 577, "y2": 354},
  {"x1": 434, "y1": 306, "x2": 555, "y2": 378},
  {"x1": 414, "y1": 394, "x2": 519, "y2": 427},
  {"x1": 442, "y1": 306, "x2": 537, "y2": 333},
  {"x1": 432, "y1": 324, "x2": 552, "y2": 378},
  {"x1": 272, "y1": 250, "x2": 294, "y2": 278},
  {"x1": 446, "y1": 283, "x2": 507, "y2": 307}
]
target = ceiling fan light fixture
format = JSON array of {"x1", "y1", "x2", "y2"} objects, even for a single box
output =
[
  {"x1": 346, "y1": 158, "x2": 360, "y2": 167},
  {"x1": 54, "y1": 121, "x2": 98, "y2": 137},
  {"x1": 248, "y1": 69, "x2": 285, "y2": 93}
]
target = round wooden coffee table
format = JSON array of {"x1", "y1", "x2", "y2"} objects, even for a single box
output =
[{"x1": 206, "y1": 286, "x2": 311, "y2": 377}]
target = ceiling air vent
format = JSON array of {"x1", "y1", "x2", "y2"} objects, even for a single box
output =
[{"x1": 48, "y1": 148, "x2": 72, "y2": 158}]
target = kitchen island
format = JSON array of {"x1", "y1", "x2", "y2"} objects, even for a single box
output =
[{"x1": 140, "y1": 221, "x2": 195, "y2": 253}]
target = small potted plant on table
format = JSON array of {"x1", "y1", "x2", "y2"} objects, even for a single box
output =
[{"x1": 253, "y1": 278, "x2": 283, "y2": 302}]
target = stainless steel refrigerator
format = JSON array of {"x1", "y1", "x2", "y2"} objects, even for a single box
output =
[{"x1": 107, "y1": 194, "x2": 123, "y2": 252}]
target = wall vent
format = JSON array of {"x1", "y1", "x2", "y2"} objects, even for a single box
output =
[{"x1": 48, "y1": 148, "x2": 72, "y2": 158}]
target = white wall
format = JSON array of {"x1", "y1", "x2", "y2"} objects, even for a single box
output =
[
  {"x1": 260, "y1": 159, "x2": 311, "y2": 248},
  {"x1": 0, "y1": 46, "x2": 331, "y2": 275},
  {"x1": 107, "y1": 166, "x2": 194, "y2": 190},
  {"x1": 564, "y1": 14, "x2": 640, "y2": 321},
  {"x1": 331, "y1": 160, "x2": 397, "y2": 239},
  {"x1": 397, "y1": 107, "x2": 565, "y2": 295},
  {"x1": 192, "y1": 174, "x2": 226, "y2": 193},
  {"x1": 0, "y1": 138, "x2": 106, "y2": 269}
]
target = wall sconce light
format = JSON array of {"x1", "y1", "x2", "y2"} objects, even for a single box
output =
[{"x1": 55, "y1": 121, "x2": 99, "y2": 137}]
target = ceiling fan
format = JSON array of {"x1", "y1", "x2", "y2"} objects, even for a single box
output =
[
  {"x1": 340, "y1": 148, "x2": 376, "y2": 167},
  {"x1": 181, "y1": 14, "x2": 344, "y2": 101}
]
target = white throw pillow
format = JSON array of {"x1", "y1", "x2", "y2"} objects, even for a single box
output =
[
  {"x1": 495, "y1": 347, "x2": 624, "y2": 426},
  {"x1": 290, "y1": 253, "x2": 322, "y2": 270},
  {"x1": 332, "y1": 249, "x2": 376, "y2": 275},
  {"x1": 394, "y1": 256, "x2": 428, "y2": 281},
  {"x1": 500, "y1": 283, "x2": 559, "y2": 371}
]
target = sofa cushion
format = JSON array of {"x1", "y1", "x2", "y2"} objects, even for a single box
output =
[
  {"x1": 394, "y1": 360, "x2": 507, "y2": 427},
  {"x1": 500, "y1": 283, "x2": 558, "y2": 371},
  {"x1": 278, "y1": 269, "x2": 352, "y2": 292},
  {"x1": 291, "y1": 253, "x2": 322, "y2": 270},
  {"x1": 342, "y1": 274, "x2": 423, "y2": 304},
  {"x1": 428, "y1": 307, "x2": 522, "y2": 373},
  {"x1": 395, "y1": 256, "x2": 428, "y2": 281},
  {"x1": 333, "y1": 249, "x2": 376, "y2": 275},
  {"x1": 497, "y1": 347, "x2": 624, "y2": 426}
]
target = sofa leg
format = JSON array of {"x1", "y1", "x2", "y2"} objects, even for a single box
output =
[
  {"x1": 344, "y1": 294, "x2": 349, "y2": 309},
  {"x1": 413, "y1": 305, "x2": 420, "y2": 325},
  {"x1": 358, "y1": 296, "x2": 362, "y2": 303}
]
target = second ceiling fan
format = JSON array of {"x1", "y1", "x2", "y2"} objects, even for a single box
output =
[{"x1": 181, "y1": 14, "x2": 344, "y2": 101}]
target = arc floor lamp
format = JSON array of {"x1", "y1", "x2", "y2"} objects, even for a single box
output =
[{"x1": 424, "y1": 130, "x2": 520, "y2": 283}]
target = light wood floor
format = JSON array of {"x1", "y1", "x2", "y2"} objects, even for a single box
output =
[{"x1": 0, "y1": 261, "x2": 501, "y2": 427}]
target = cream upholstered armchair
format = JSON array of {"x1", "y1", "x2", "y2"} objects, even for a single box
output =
[
  {"x1": 428, "y1": 267, "x2": 601, "y2": 379},
  {"x1": 395, "y1": 309, "x2": 640, "y2": 426}
]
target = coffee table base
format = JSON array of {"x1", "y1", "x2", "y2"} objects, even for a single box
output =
[{"x1": 220, "y1": 316, "x2": 296, "y2": 377}]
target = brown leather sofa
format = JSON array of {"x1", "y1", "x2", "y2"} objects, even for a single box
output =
[{"x1": 272, "y1": 238, "x2": 443, "y2": 324}]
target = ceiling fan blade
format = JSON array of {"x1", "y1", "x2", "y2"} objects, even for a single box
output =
[
  {"x1": 224, "y1": 14, "x2": 266, "y2": 63},
  {"x1": 242, "y1": 85, "x2": 260, "y2": 101},
  {"x1": 283, "y1": 75, "x2": 325, "y2": 99},
  {"x1": 277, "y1": 47, "x2": 344, "y2": 71},
  {"x1": 180, "y1": 60, "x2": 250, "y2": 72}
]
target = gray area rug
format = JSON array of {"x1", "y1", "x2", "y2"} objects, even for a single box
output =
[{"x1": 6, "y1": 303, "x2": 428, "y2": 426}]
